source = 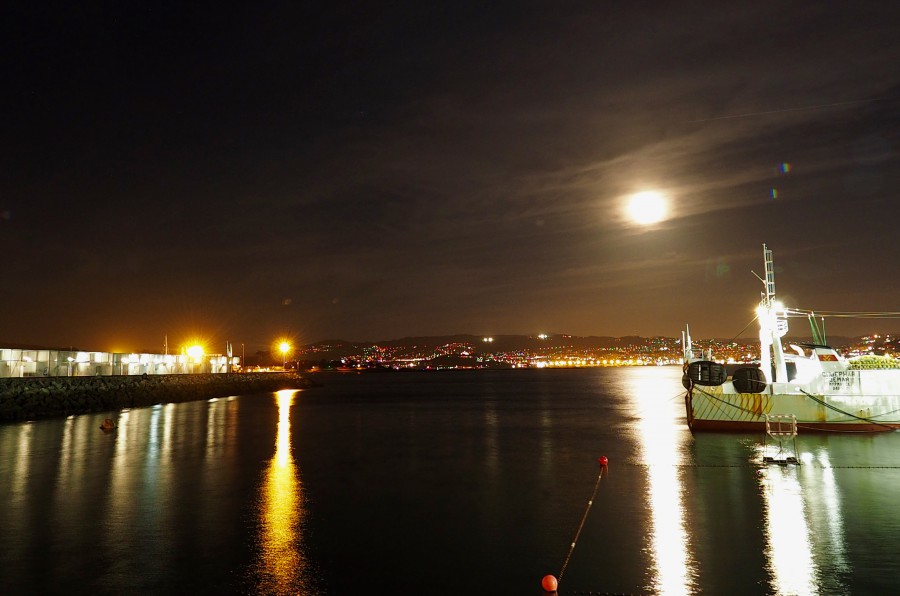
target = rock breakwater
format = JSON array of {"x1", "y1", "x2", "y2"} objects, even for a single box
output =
[{"x1": 0, "y1": 373, "x2": 315, "y2": 422}]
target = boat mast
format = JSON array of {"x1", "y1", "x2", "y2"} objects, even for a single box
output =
[
  {"x1": 683, "y1": 324, "x2": 693, "y2": 362},
  {"x1": 758, "y1": 244, "x2": 788, "y2": 384}
]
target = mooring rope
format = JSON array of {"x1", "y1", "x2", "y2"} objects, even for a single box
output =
[
  {"x1": 558, "y1": 462, "x2": 607, "y2": 583},
  {"x1": 797, "y1": 388, "x2": 896, "y2": 431},
  {"x1": 667, "y1": 391, "x2": 685, "y2": 403}
]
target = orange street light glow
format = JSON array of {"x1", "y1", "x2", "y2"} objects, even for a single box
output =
[{"x1": 187, "y1": 345, "x2": 205, "y2": 361}]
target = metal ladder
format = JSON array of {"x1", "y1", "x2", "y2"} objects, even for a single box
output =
[{"x1": 763, "y1": 414, "x2": 800, "y2": 465}]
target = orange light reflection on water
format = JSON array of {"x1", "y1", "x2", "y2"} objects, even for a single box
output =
[
  {"x1": 628, "y1": 368, "x2": 697, "y2": 595},
  {"x1": 254, "y1": 389, "x2": 307, "y2": 594}
]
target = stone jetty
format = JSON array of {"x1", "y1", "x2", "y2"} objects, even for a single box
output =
[{"x1": 0, "y1": 373, "x2": 316, "y2": 421}]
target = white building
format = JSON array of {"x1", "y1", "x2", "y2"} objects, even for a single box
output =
[{"x1": 0, "y1": 348, "x2": 240, "y2": 378}]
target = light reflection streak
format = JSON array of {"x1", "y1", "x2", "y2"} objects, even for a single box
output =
[
  {"x1": 627, "y1": 368, "x2": 696, "y2": 594},
  {"x1": 0, "y1": 422, "x2": 33, "y2": 590},
  {"x1": 254, "y1": 389, "x2": 306, "y2": 594},
  {"x1": 162, "y1": 403, "x2": 175, "y2": 458},
  {"x1": 539, "y1": 410, "x2": 553, "y2": 473},
  {"x1": 483, "y1": 401, "x2": 499, "y2": 474},
  {"x1": 107, "y1": 410, "x2": 133, "y2": 528},
  {"x1": 759, "y1": 464, "x2": 818, "y2": 594},
  {"x1": 111, "y1": 410, "x2": 131, "y2": 490},
  {"x1": 758, "y1": 447, "x2": 848, "y2": 594},
  {"x1": 55, "y1": 416, "x2": 88, "y2": 507},
  {"x1": 205, "y1": 397, "x2": 226, "y2": 460},
  {"x1": 810, "y1": 450, "x2": 849, "y2": 579},
  {"x1": 4, "y1": 422, "x2": 33, "y2": 547},
  {"x1": 140, "y1": 404, "x2": 173, "y2": 576},
  {"x1": 10, "y1": 423, "x2": 32, "y2": 506},
  {"x1": 145, "y1": 405, "x2": 161, "y2": 485},
  {"x1": 105, "y1": 408, "x2": 139, "y2": 558},
  {"x1": 59, "y1": 417, "x2": 74, "y2": 479}
]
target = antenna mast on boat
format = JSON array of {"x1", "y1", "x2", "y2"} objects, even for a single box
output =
[
  {"x1": 757, "y1": 244, "x2": 788, "y2": 384},
  {"x1": 763, "y1": 245, "x2": 775, "y2": 303},
  {"x1": 682, "y1": 324, "x2": 693, "y2": 362}
]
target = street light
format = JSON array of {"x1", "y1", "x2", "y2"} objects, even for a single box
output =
[
  {"x1": 279, "y1": 342, "x2": 291, "y2": 370},
  {"x1": 187, "y1": 345, "x2": 204, "y2": 373}
]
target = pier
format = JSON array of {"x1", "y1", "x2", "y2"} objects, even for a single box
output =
[{"x1": 0, "y1": 373, "x2": 314, "y2": 421}]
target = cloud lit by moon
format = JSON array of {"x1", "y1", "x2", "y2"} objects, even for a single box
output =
[{"x1": 3, "y1": 2, "x2": 900, "y2": 347}]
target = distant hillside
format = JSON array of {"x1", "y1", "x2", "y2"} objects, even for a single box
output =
[
  {"x1": 311, "y1": 333, "x2": 866, "y2": 346},
  {"x1": 300, "y1": 332, "x2": 874, "y2": 361},
  {"x1": 305, "y1": 333, "x2": 650, "y2": 352}
]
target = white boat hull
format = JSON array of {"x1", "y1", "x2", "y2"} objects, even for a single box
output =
[{"x1": 685, "y1": 371, "x2": 900, "y2": 432}]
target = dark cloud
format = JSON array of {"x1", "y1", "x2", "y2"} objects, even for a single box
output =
[{"x1": 3, "y1": 1, "x2": 900, "y2": 350}]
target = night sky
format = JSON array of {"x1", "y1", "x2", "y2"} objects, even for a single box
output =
[{"x1": 4, "y1": 2, "x2": 900, "y2": 352}]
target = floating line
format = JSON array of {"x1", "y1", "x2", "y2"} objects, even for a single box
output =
[{"x1": 558, "y1": 464, "x2": 606, "y2": 583}]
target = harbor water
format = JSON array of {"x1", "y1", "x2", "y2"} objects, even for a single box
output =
[{"x1": 2, "y1": 367, "x2": 900, "y2": 594}]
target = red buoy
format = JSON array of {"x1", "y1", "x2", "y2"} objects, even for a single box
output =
[
  {"x1": 541, "y1": 574, "x2": 558, "y2": 592},
  {"x1": 599, "y1": 455, "x2": 608, "y2": 466}
]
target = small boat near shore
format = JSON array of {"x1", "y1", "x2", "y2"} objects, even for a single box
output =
[{"x1": 682, "y1": 244, "x2": 900, "y2": 433}]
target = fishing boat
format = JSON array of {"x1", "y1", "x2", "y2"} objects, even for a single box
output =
[{"x1": 682, "y1": 244, "x2": 900, "y2": 433}]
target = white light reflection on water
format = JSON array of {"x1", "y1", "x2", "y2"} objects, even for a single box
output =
[
  {"x1": 161, "y1": 403, "x2": 175, "y2": 458},
  {"x1": 2, "y1": 422, "x2": 32, "y2": 569},
  {"x1": 626, "y1": 367, "x2": 697, "y2": 595},
  {"x1": 55, "y1": 415, "x2": 103, "y2": 549},
  {"x1": 483, "y1": 399, "x2": 499, "y2": 475},
  {"x1": 206, "y1": 397, "x2": 226, "y2": 459},
  {"x1": 109, "y1": 410, "x2": 131, "y2": 509},
  {"x1": 758, "y1": 445, "x2": 848, "y2": 595},
  {"x1": 253, "y1": 389, "x2": 307, "y2": 594},
  {"x1": 11, "y1": 423, "x2": 32, "y2": 505},
  {"x1": 145, "y1": 404, "x2": 161, "y2": 487},
  {"x1": 808, "y1": 450, "x2": 849, "y2": 581},
  {"x1": 759, "y1": 463, "x2": 818, "y2": 595},
  {"x1": 57, "y1": 417, "x2": 76, "y2": 490}
]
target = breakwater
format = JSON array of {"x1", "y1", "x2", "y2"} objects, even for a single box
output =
[{"x1": 0, "y1": 373, "x2": 315, "y2": 422}]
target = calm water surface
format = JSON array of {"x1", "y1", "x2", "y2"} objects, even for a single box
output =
[{"x1": 2, "y1": 367, "x2": 900, "y2": 595}]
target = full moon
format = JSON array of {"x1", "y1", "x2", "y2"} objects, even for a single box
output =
[{"x1": 626, "y1": 191, "x2": 668, "y2": 225}]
